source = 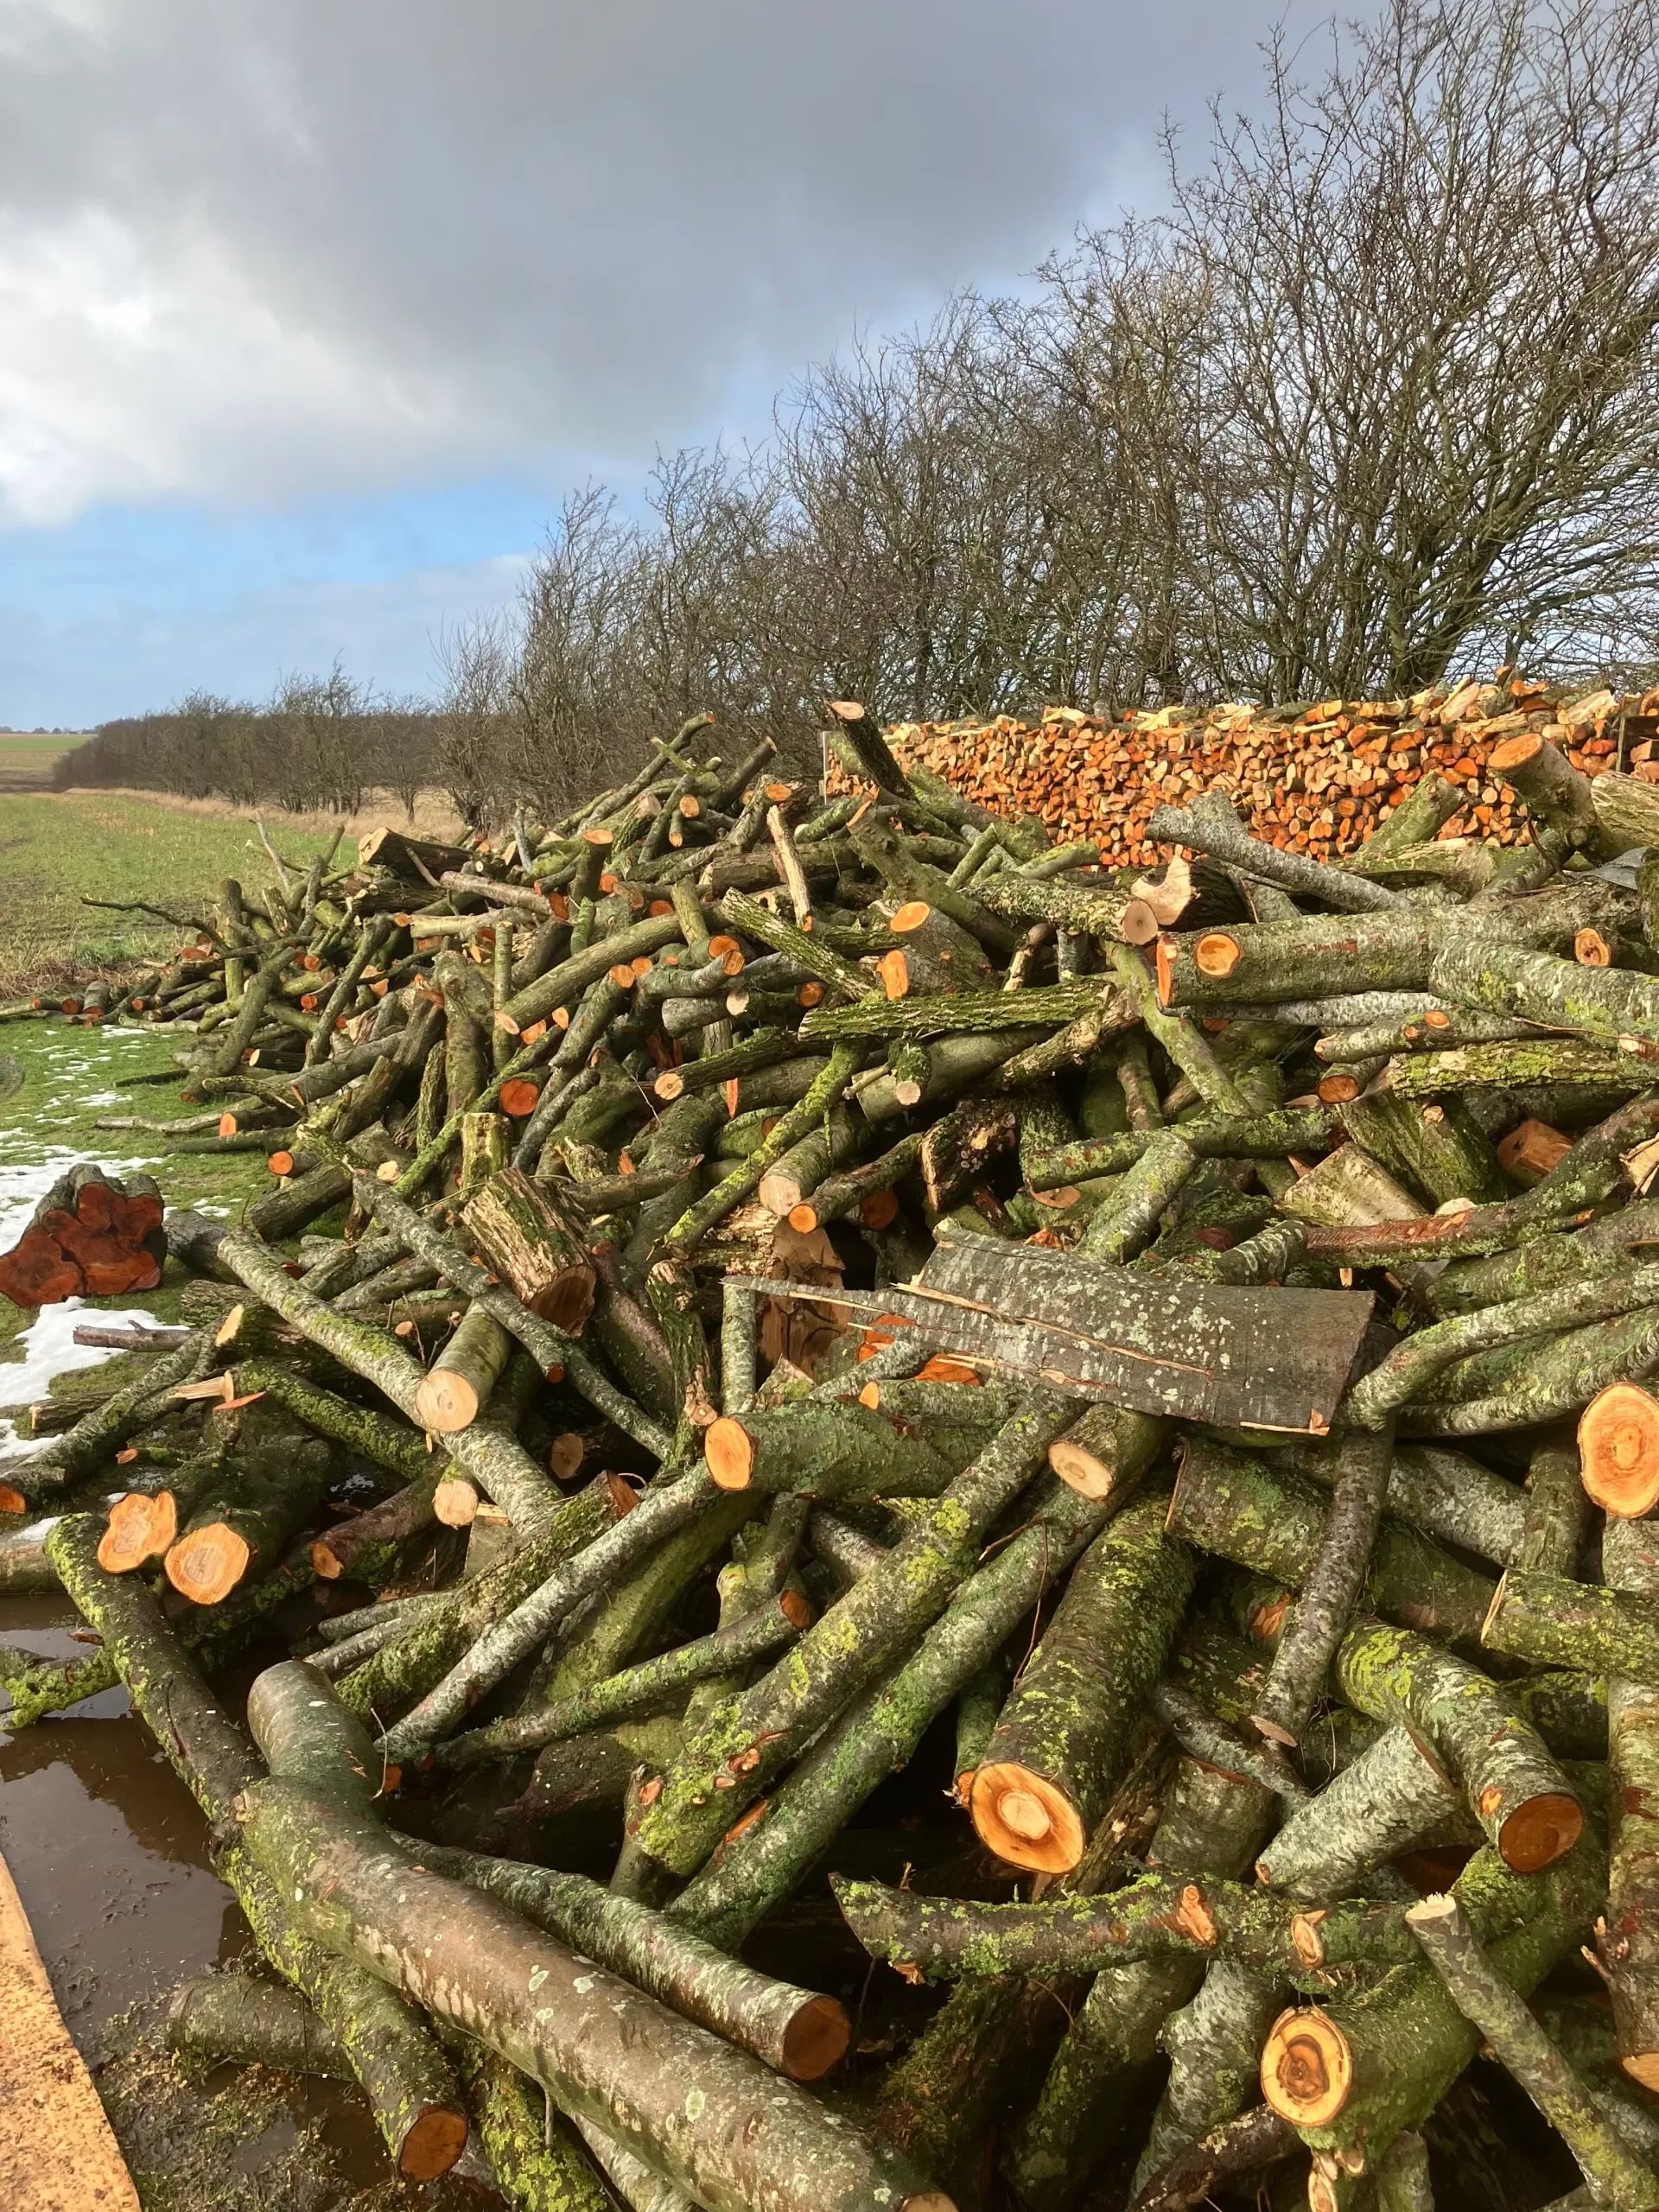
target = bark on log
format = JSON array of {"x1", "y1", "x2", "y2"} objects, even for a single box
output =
[
  {"x1": 969, "y1": 1492, "x2": 1195, "y2": 1872},
  {"x1": 1404, "y1": 1891, "x2": 1659, "y2": 2211},
  {"x1": 237, "y1": 1779, "x2": 950, "y2": 2212},
  {"x1": 460, "y1": 1166, "x2": 596, "y2": 1331},
  {"x1": 1335, "y1": 1618, "x2": 1583, "y2": 1872},
  {"x1": 633, "y1": 1394, "x2": 1076, "y2": 1881},
  {"x1": 42, "y1": 1517, "x2": 468, "y2": 2179},
  {"x1": 1599, "y1": 1512, "x2": 1659, "y2": 2094}
]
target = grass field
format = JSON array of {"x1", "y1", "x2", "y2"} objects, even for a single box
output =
[
  {"x1": 0, "y1": 730, "x2": 92, "y2": 791},
  {"x1": 0, "y1": 791, "x2": 340, "y2": 992}
]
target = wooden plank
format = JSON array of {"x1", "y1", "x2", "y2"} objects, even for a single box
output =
[
  {"x1": 725, "y1": 1246, "x2": 1372, "y2": 1433},
  {"x1": 0, "y1": 1845, "x2": 140, "y2": 2212}
]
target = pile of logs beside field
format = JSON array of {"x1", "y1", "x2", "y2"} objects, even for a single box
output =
[
  {"x1": 868, "y1": 675, "x2": 1659, "y2": 870},
  {"x1": 14, "y1": 697, "x2": 1659, "y2": 2206}
]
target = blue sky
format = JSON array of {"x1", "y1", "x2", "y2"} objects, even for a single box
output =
[{"x1": 0, "y1": 0, "x2": 1327, "y2": 728}]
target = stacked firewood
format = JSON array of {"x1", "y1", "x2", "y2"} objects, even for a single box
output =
[
  {"x1": 15, "y1": 701, "x2": 1659, "y2": 2208},
  {"x1": 860, "y1": 676, "x2": 1659, "y2": 870}
]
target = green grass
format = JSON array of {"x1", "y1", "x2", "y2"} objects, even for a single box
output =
[{"x1": 0, "y1": 791, "x2": 339, "y2": 990}]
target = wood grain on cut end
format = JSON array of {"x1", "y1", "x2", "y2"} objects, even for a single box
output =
[
  {"x1": 779, "y1": 1993, "x2": 851, "y2": 2082},
  {"x1": 163, "y1": 1521, "x2": 251, "y2": 1606},
  {"x1": 878, "y1": 950, "x2": 912, "y2": 999},
  {"x1": 1260, "y1": 2005, "x2": 1352, "y2": 2127},
  {"x1": 1580, "y1": 1382, "x2": 1659, "y2": 1516},
  {"x1": 1488, "y1": 732, "x2": 1545, "y2": 773},
  {"x1": 704, "y1": 1416, "x2": 755, "y2": 1491},
  {"x1": 1497, "y1": 1791, "x2": 1584, "y2": 1873},
  {"x1": 432, "y1": 1478, "x2": 480, "y2": 1529},
  {"x1": 1194, "y1": 932, "x2": 1243, "y2": 979},
  {"x1": 97, "y1": 1491, "x2": 161, "y2": 1573},
  {"x1": 397, "y1": 2105, "x2": 471, "y2": 2183},
  {"x1": 413, "y1": 1370, "x2": 484, "y2": 1433},
  {"x1": 1046, "y1": 1438, "x2": 1112, "y2": 1498},
  {"x1": 969, "y1": 1761, "x2": 1084, "y2": 1873}
]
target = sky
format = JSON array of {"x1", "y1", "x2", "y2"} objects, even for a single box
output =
[{"x1": 0, "y1": 0, "x2": 1330, "y2": 728}]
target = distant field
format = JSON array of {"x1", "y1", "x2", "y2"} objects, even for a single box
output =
[
  {"x1": 0, "y1": 730, "x2": 92, "y2": 791},
  {"x1": 0, "y1": 791, "x2": 339, "y2": 992}
]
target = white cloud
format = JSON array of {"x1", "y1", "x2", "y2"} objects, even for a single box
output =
[{"x1": 0, "y1": 0, "x2": 1323, "y2": 524}]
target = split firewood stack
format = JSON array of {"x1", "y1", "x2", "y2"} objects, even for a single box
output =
[
  {"x1": 17, "y1": 698, "x2": 1659, "y2": 2207},
  {"x1": 868, "y1": 674, "x2": 1659, "y2": 871}
]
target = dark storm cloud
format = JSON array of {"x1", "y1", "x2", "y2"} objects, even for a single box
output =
[{"x1": 0, "y1": 0, "x2": 1322, "y2": 522}]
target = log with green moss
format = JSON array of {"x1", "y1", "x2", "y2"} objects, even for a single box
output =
[
  {"x1": 43, "y1": 1516, "x2": 470, "y2": 2180},
  {"x1": 1404, "y1": 1889, "x2": 1659, "y2": 2212},
  {"x1": 632, "y1": 1393, "x2": 1077, "y2": 1882},
  {"x1": 238, "y1": 1777, "x2": 948, "y2": 2212},
  {"x1": 968, "y1": 1491, "x2": 1194, "y2": 1872},
  {"x1": 1166, "y1": 1436, "x2": 1494, "y2": 1643},
  {"x1": 1260, "y1": 1815, "x2": 1607, "y2": 2169},
  {"x1": 835, "y1": 1871, "x2": 1416, "y2": 1983},
  {"x1": 664, "y1": 1471, "x2": 1123, "y2": 1948},
  {"x1": 1334, "y1": 1618, "x2": 1583, "y2": 1872},
  {"x1": 1482, "y1": 1566, "x2": 1659, "y2": 1688}
]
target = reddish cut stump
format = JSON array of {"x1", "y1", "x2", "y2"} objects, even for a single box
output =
[{"x1": 1580, "y1": 1383, "x2": 1659, "y2": 1517}]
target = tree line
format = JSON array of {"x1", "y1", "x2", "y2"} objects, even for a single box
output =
[{"x1": 60, "y1": 0, "x2": 1659, "y2": 828}]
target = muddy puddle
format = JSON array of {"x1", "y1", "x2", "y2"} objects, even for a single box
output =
[{"x1": 0, "y1": 1020, "x2": 494, "y2": 2209}]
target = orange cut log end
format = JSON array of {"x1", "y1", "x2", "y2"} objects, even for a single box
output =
[
  {"x1": 164, "y1": 1522, "x2": 252, "y2": 1606},
  {"x1": 969, "y1": 1762, "x2": 1084, "y2": 1873},
  {"x1": 1260, "y1": 2006, "x2": 1353, "y2": 2127},
  {"x1": 98, "y1": 1493, "x2": 162, "y2": 1574},
  {"x1": 704, "y1": 1416, "x2": 756, "y2": 1491},
  {"x1": 1580, "y1": 1382, "x2": 1659, "y2": 1516}
]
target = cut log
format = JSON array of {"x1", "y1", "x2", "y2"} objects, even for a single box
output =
[
  {"x1": 459, "y1": 1166, "x2": 596, "y2": 1332},
  {"x1": 412, "y1": 1305, "x2": 515, "y2": 1433}
]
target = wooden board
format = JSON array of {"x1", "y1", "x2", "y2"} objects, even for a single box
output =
[
  {"x1": 728, "y1": 1245, "x2": 1372, "y2": 1433},
  {"x1": 0, "y1": 1845, "x2": 140, "y2": 2211}
]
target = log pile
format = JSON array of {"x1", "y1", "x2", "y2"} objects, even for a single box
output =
[
  {"x1": 858, "y1": 676, "x2": 1659, "y2": 869},
  {"x1": 14, "y1": 702, "x2": 1659, "y2": 2206}
]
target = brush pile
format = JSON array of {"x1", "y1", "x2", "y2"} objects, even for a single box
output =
[
  {"x1": 14, "y1": 700, "x2": 1659, "y2": 2209},
  {"x1": 868, "y1": 674, "x2": 1659, "y2": 870}
]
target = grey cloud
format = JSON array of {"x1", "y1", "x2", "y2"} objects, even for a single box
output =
[{"x1": 0, "y1": 0, "x2": 1325, "y2": 519}]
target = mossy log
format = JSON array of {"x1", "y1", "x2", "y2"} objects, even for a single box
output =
[
  {"x1": 42, "y1": 1516, "x2": 469, "y2": 2180},
  {"x1": 632, "y1": 1393, "x2": 1076, "y2": 1882},
  {"x1": 665, "y1": 1474, "x2": 1120, "y2": 1948},
  {"x1": 1346, "y1": 1261, "x2": 1659, "y2": 1427},
  {"x1": 458, "y1": 1166, "x2": 596, "y2": 1331},
  {"x1": 411, "y1": 1304, "x2": 514, "y2": 1433},
  {"x1": 164, "y1": 1970, "x2": 353, "y2": 2080},
  {"x1": 1482, "y1": 1567, "x2": 1659, "y2": 1688},
  {"x1": 1023, "y1": 1105, "x2": 1340, "y2": 1189},
  {"x1": 1250, "y1": 1422, "x2": 1395, "y2": 1749},
  {"x1": 1255, "y1": 1725, "x2": 1466, "y2": 1900},
  {"x1": 1599, "y1": 1513, "x2": 1659, "y2": 2093},
  {"x1": 1259, "y1": 1818, "x2": 1607, "y2": 2168},
  {"x1": 434, "y1": 1591, "x2": 809, "y2": 1769},
  {"x1": 1335, "y1": 1618, "x2": 1583, "y2": 1872},
  {"x1": 1405, "y1": 1890, "x2": 1659, "y2": 2212},
  {"x1": 238, "y1": 1778, "x2": 950, "y2": 2212},
  {"x1": 1166, "y1": 1436, "x2": 1494, "y2": 1644},
  {"x1": 1399, "y1": 1305, "x2": 1659, "y2": 1437},
  {"x1": 390, "y1": 1836, "x2": 848, "y2": 2082},
  {"x1": 701, "y1": 1399, "x2": 965, "y2": 1500},
  {"x1": 834, "y1": 1872, "x2": 1416, "y2": 1983},
  {"x1": 969, "y1": 1491, "x2": 1195, "y2": 1872},
  {"x1": 1430, "y1": 937, "x2": 1659, "y2": 1051},
  {"x1": 335, "y1": 1471, "x2": 633, "y2": 1722}
]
